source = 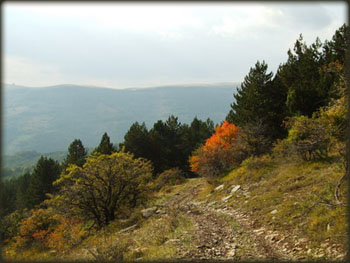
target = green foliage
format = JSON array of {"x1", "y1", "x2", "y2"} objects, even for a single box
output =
[
  {"x1": 122, "y1": 116, "x2": 214, "y2": 176},
  {"x1": 0, "y1": 161, "x2": 62, "y2": 221},
  {"x1": 187, "y1": 117, "x2": 215, "y2": 150},
  {"x1": 122, "y1": 122, "x2": 152, "y2": 160},
  {"x1": 0, "y1": 178, "x2": 18, "y2": 217},
  {"x1": 63, "y1": 139, "x2": 87, "y2": 168},
  {"x1": 49, "y1": 151, "x2": 153, "y2": 228},
  {"x1": 318, "y1": 62, "x2": 346, "y2": 143},
  {"x1": 26, "y1": 156, "x2": 61, "y2": 209},
  {"x1": 86, "y1": 237, "x2": 134, "y2": 261},
  {"x1": 227, "y1": 61, "x2": 272, "y2": 125},
  {"x1": 0, "y1": 210, "x2": 27, "y2": 243},
  {"x1": 280, "y1": 35, "x2": 326, "y2": 116},
  {"x1": 279, "y1": 24, "x2": 348, "y2": 118},
  {"x1": 155, "y1": 168, "x2": 186, "y2": 190},
  {"x1": 286, "y1": 116, "x2": 332, "y2": 161},
  {"x1": 237, "y1": 120, "x2": 274, "y2": 157},
  {"x1": 148, "y1": 116, "x2": 186, "y2": 174},
  {"x1": 15, "y1": 173, "x2": 33, "y2": 210},
  {"x1": 227, "y1": 61, "x2": 288, "y2": 141},
  {"x1": 323, "y1": 24, "x2": 348, "y2": 65},
  {"x1": 0, "y1": 157, "x2": 60, "y2": 216},
  {"x1": 94, "y1": 132, "x2": 115, "y2": 155}
]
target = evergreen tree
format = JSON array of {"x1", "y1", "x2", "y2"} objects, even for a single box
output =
[
  {"x1": 323, "y1": 24, "x2": 348, "y2": 65},
  {"x1": 122, "y1": 117, "x2": 214, "y2": 176},
  {"x1": 164, "y1": 115, "x2": 185, "y2": 170},
  {"x1": 226, "y1": 60, "x2": 274, "y2": 126},
  {"x1": 181, "y1": 117, "x2": 215, "y2": 162},
  {"x1": 0, "y1": 178, "x2": 17, "y2": 217},
  {"x1": 27, "y1": 157, "x2": 61, "y2": 208},
  {"x1": 279, "y1": 35, "x2": 328, "y2": 116},
  {"x1": 122, "y1": 122, "x2": 151, "y2": 160},
  {"x1": 188, "y1": 117, "x2": 215, "y2": 150},
  {"x1": 149, "y1": 118, "x2": 174, "y2": 174},
  {"x1": 94, "y1": 132, "x2": 115, "y2": 155},
  {"x1": 227, "y1": 60, "x2": 288, "y2": 141},
  {"x1": 64, "y1": 139, "x2": 87, "y2": 168},
  {"x1": 15, "y1": 172, "x2": 33, "y2": 210}
]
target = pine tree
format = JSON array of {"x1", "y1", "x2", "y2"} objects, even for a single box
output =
[
  {"x1": 15, "y1": 172, "x2": 33, "y2": 210},
  {"x1": 123, "y1": 122, "x2": 151, "y2": 159},
  {"x1": 323, "y1": 24, "x2": 348, "y2": 65},
  {"x1": 64, "y1": 139, "x2": 87, "y2": 168},
  {"x1": 279, "y1": 35, "x2": 327, "y2": 116},
  {"x1": 226, "y1": 60, "x2": 274, "y2": 126},
  {"x1": 94, "y1": 132, "x2": 115, "y2": 155},
  {"x1": 27, "y1": 157, "x2": 61, "y2": 208},
  {"x1": 226, "y1": 60, "x2": 287, "y2": 141}
]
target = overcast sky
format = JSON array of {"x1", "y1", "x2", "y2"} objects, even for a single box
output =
[{"x1": 3, "y1": 2, "x2": 347, "y2": 89}]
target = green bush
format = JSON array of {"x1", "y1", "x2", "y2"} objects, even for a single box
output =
[
  {"x1": 286, "y1": 116, "x2": 332, "y2": 161},
  {"x1": 272, "y1": 138, "x2": 294, "y2": 159},
  {"x1": 155, "y1": 168, "x2": 186, "y2": 190}
]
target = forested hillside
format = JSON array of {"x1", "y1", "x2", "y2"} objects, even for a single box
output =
[
  {"x1": 0, "y1": 24, "x2": 347, "y2": 261},
  {"x1": 3, "y1": 83, "x2": 238, "y2": 155}
]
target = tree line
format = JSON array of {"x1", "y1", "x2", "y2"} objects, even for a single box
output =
[
  {"x1": 226, "y1": 24, "x2": 347, "y2": 154},
  {"x1": 0, "y1": 116, "x2": 215, "y2": 238}
]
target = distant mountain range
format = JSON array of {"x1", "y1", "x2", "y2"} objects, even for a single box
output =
[{"x1": 2, "y1": 83, "x2": 239, "y2": 155}]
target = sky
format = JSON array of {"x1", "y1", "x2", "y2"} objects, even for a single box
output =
[{"x1": 3, "y1": 2, "x2": 347, "y2": 89}]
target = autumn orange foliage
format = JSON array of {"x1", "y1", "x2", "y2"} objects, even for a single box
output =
[
  {"x1": 13, "y1": 208, "x2": 85, "y2": 251},
  {"x1": 205, "y1": 121, "x2": 240, "y2": 149},
  {"x1": 189, "y1": 121, "x2": 240, "y2": 179}
]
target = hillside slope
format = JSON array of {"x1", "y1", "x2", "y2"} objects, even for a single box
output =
[
  {"x1": 72, "y1": 156, "x2": 347, "y2": 261},
  {"x1": 3, "y1": 83, "x2": 238, "y2": 154},
  {"x1": 5, "y1": 155, "x2": 346, "y2": 261}
]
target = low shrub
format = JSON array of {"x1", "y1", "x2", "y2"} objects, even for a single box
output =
[
  {"x1": 155, "y1": 168, "x2": 186, "y2": 190},
  {"x1": 11, "y1": 208, "x2": 85, "y2": 252},
  {"x1": 285, "y1": 116, "x2": 332, "y2": 161}
]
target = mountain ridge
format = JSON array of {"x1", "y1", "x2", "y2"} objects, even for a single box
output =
[{"x1": 3, "y1": 83, "x2": 239, "y2": 155}]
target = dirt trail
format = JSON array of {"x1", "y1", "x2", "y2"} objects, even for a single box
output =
[{"x1": 164, "y1": 179, "x2": 295, "y2": 260}]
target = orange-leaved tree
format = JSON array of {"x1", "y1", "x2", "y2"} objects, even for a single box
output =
[{"x1": 189, "y1": 121, "x2": 240, "y2": 181}]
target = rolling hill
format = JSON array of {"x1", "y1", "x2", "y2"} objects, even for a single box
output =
[{"x1": 2, "y1": 83, "x2": 238, "y2": 155}]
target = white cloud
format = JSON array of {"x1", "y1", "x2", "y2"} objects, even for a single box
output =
[
  {"x1": 210, "y1": 5, "x2": 284, "y2": 39},
  {"x1": 3, "y1": 2, "x2": 347, "y2": 88},
  {"x1": 4, "y1": 3, "x2": 204, "y2": 38}
]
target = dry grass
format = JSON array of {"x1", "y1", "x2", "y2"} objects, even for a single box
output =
[{"x1": 220, "y1": 154, "x2": 347, "y2": 253}]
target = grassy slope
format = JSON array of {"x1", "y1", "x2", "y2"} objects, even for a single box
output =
[
  {"x1": 207, "y1": 154, "x2": 347, "y2": 258},
  {"x1": 4, "y1": 155, "x2": 347, "y2": 260}
]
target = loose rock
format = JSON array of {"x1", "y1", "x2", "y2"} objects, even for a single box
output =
[
  {"x1": 215, "y1": 184, "x2": 225, "y2": 191},
  {"x1": 222, "y1": 195, "x2": 233, "y2": 202},
  {"x1": 141, "y1": 207, "x2": 158, "y2": 218}
]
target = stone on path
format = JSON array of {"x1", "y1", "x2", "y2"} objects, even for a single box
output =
[
  {"x1": 117, "y1": 224, "x2": 138, "y2": 234},
  {"x1": 222, "y1": 194, "x2": 233, "y2": 202},
  {"x1": 215, "y1": 184, "x2": 225, "y2": 191},
  {"x1": 141, "y1": 207, "x2": 158, "y2": 218},
  {"x1": 230, "y1": 185, "x2": 241, "y2": 194}
]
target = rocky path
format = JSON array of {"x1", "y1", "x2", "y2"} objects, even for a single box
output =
[{"x1": 163, "y1": 179, "x2": 296, "y2": 260}]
